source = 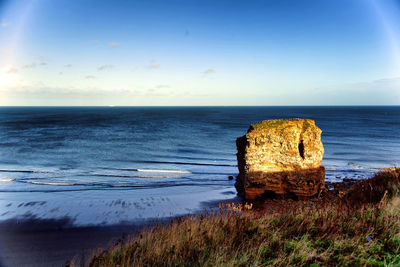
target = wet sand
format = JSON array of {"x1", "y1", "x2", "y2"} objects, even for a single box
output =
[
  {"x1": 0, "y1": 179, "x2": 360, "y2": 267},
  {"x1": 0, "y1": 196, "x2": 238, "y2": 267},
  {"x1": 0, "y1": 180, "x2": 360, "y2": 267},
  {"x1": 0, "y1": 217, "x2": 149, "y2": 267}
]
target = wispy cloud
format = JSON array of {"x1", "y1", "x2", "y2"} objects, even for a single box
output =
[
  {"x1": 7, "y1": 67, "x2": 18, "y2": 74},
  {"x1": 0, "y1": 48, "x2": 12, "y2": 54},
  {"x1": 1, "y1": 21, "x2": 10, "y2": 28},
  {"x1": 64, "y1": 64, "x2": 72, "y2": 68},
  {"x1": 37, "y1": 56, "x2": 46, "y2": 62},
  {"x1": 36, "y1": 56, "x2": 47, "y2": 66},
  {"x1": 148, "y1": 63, "x2": 160, "y2": 69},
  {"x1": 97, "y1": 64, "x2": 114, "y2": 71},
  {"x1": 145, "y1": 87, "x2": 169, "y2": 97},
  {"x1": 311, "y1": 77, "x2": 400, "y2": 105},
  {"x1": 0, "y1": 83, "x2": 216, "y2": 106},
  {"x1": 155, "y1": 85, "x2": 170, "y2": 89},
  {"x1": 85, "y1": 75, "x2": 96, "y2": 79},
  {"x1": 109, "y1": 42, "x2": 120, "y2": 48},
  {"x1": 202, "y1": 69, "x2": 215, "y2": 75},
  {"x1": 23, "y1": 62, "x2": 37, "y2": 69},
  {"x1": 372, "y1": 77, "x2": 400, "y2": 85},
  {"x1": 23, "y1": 57, "x2": 47, "y2": 69},
  {"x1": 0, "y1": 85, "x2": 141, "y2": 106}
]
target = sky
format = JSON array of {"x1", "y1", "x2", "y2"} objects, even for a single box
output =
[{"x1": 0, "y1": 0, "x2": 400, "y2": 106}]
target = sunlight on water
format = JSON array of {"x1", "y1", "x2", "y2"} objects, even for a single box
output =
[{"x1": 0, "y1": 106, "x2": 399, "y2": 225}]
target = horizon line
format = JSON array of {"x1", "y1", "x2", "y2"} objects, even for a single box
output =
[{"x1": 0, "y1": 105, "x2": 399, "y2": 108}]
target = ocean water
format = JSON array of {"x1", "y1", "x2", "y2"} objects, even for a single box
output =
[{"x1": 0, "y1": 106, "x2": 399, "y2": 225}]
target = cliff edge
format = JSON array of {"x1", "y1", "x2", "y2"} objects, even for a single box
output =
[{"x1": 236, "y1": 119, "x2": 325, "y2": 199}]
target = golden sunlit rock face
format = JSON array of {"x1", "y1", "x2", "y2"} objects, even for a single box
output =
[{"x1": 236, "y1": 119, "x2": 325, "y2": 200}]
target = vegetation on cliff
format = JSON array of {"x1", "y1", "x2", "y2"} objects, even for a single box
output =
[
  {"x1": 82, "y1": 168, "x2": 400, "y2": 267},
  {"x1": 249, "y1": 118, "x2": 315, "y2": 131}
]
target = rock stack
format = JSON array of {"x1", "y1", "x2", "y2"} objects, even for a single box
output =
[{"x1": 235, "y1": 119, "x2": 325, "y2": 200}]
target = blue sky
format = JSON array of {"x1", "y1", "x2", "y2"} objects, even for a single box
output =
[{"x1": 0, "y1": 0, "x2": 399, "y2": 105}]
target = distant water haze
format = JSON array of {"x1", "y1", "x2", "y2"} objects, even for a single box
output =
[{"x1": 0, "y1": 106, "x2": 399, "y2": 225}]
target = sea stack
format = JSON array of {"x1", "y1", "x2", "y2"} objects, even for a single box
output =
[{"x1": 235, "y1": 119, "x2": 325, "y2": 200}]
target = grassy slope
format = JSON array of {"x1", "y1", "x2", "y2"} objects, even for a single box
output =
[{"x1": 84, "y1": 169, "x2": 400, "y2": 267}]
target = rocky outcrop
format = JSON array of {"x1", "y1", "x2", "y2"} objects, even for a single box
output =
[{"x1": 235, "y1": 119, "x2": 325, "y2": 200}]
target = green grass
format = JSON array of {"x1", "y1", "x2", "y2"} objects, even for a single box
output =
[
  {"x1": 250, "y1": 119, "x2": 315, "y2": 132},
  {"x1": 80, "y1": 168, "x2": 400, "y2": 267}
]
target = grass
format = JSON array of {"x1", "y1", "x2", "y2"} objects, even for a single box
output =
[
  {"x1": 79, "y1": 168, "x2": 400, "y2": 267},
  {"x1": 249, "y1": 119, "x2": 315, "y2": 132}
]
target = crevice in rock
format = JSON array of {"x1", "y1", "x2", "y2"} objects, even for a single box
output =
[
  {"x1": 261, "y1": 190, "x2": 277, "y2": 199},
  {"x1": 298, "y1": 140, "x2": 305, "y2": 159}
]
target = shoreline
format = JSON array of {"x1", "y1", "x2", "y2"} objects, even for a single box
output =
[
  {"x1": 0, "y1": 169, "x2": 397, "y2": 267},
  {"x1": 0, "y1": 196, "x2": 238, "y2": 267},
  {"x1": 87, "y1": 168, "x2": 400, "y2": 267}
]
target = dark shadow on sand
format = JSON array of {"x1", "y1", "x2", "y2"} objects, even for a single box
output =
[{"x1": 0, "y1": 216, "x2": 147, "y2": 267}]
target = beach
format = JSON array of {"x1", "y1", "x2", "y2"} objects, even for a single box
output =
[
  {"x1": 0, "y1": 195, "x2": 238, "y2": 267},
  {"x1": 0, "y1": 218, "x2": 142, "y2": 267},
  {"x1": 0, "y1": 106, "x2": 399, "y2": 266}
]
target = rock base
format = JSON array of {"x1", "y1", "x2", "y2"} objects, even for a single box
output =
[{"x1": 235, "y1": 166, "x2": 325, "y2": 200}]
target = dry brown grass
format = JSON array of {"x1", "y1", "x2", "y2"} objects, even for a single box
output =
[{"x1": 77, "y1": 168, "x2": 400, "y2": 267}]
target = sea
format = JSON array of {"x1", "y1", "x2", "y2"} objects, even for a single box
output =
[{"x1": 0, "y1": 106, "x2": 399, "y2": 226}]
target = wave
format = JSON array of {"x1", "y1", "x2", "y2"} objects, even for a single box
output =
[
  {"x1": 91, "y1": 174, "x2": 182, "y2": 179},
  {"x1": 325, "y1": 169, "x2": 372, "y2": 173},
  {"x1": 112, "y1": 168, "x2": 192, "y2": 174},
  {"x1": 0, "y1": 178, "x2": 15, "y2": 182},
  {"x1": 136, "y1": 169, "x2": 191, "y2": 174},
  {"x1": 133, "y1": 160, "x2": 236, "y2": 167},
  {"x1": 0, "y1": 182, "x2": 231, "y2": 193},
  {"x1": 0, "y1": 169, "x2": 48, "y2": 173},
  {"x1": 161, "y1": 154, "x2": 235, "y2": 162},
  {"x1": 104, "y1": 159, "x2": 236, "y2": 167},
  {"x1": 28, "y1": 181, "x2": 77, "y2": 186}
]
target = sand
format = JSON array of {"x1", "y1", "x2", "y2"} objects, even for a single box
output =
[
  {"x1": 0, "y1": 217, "x2": 148, "y2": 267},
  {"x1": 0, "y1": 197, "x2": 238, "y2": 267}
]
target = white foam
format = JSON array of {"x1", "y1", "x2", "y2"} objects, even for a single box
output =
[
  {"x1": 348, "y1": 162, "x2": 364, "y2": 169},
  {"x1": 0, "y1": 178, "x2": 15, "y2": 182}
]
